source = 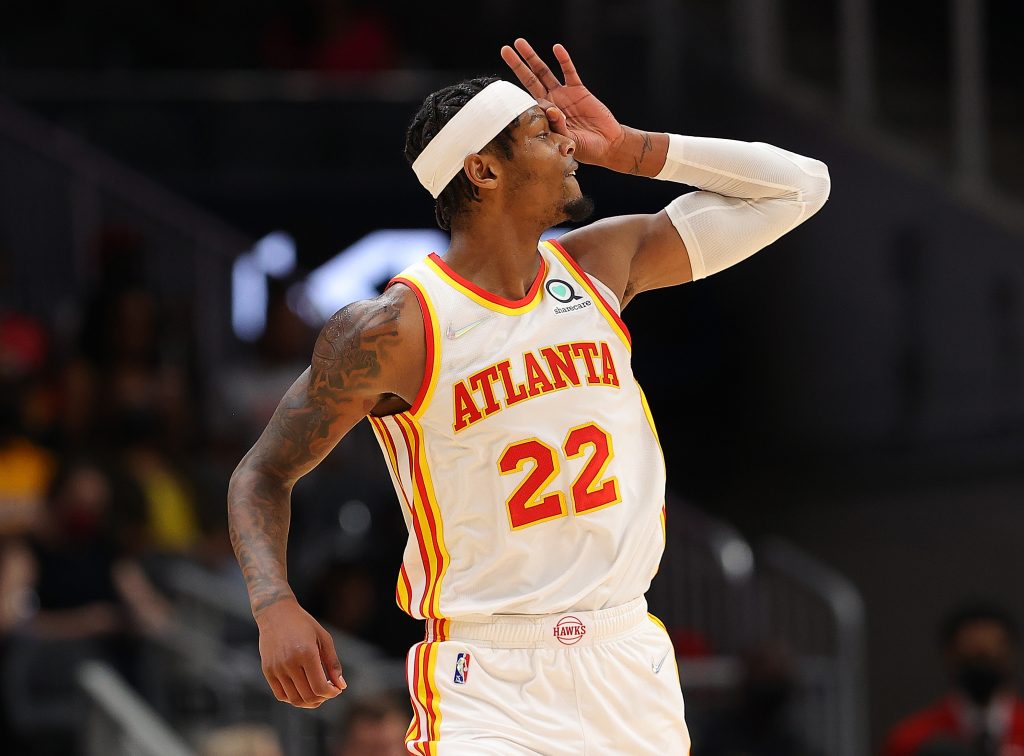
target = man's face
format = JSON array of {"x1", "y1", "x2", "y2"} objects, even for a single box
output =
[
  {"x1": 947, "y1": 619, "x2": 1016, "y2": 704},
  {"x1": 501, "y1": 107, "x2": 591, "y2": 225}
]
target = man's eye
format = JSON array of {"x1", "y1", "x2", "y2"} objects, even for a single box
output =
[{"x1": 538, "y1": 131, "x2": 550, "y2": 138}]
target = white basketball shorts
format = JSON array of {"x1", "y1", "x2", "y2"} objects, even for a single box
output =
[{"x1": 404, "y1": 597, "x2": 691, "y2": 755}]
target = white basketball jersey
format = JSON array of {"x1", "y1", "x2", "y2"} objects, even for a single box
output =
[{"x1": 368, "y1": 239, "x2": 666, "y2": 621}]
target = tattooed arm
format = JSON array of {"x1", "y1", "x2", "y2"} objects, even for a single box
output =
[{"x1": 228, "y1": 285, "x2": 423, "y2": 708}]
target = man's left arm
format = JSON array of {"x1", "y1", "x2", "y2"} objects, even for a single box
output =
[
  {"x1": 559, "y1": 126, "x2": 831, "y2": 308},
  {"x1": 500, "y1": 38, "x2": 830, "y2": 309}
]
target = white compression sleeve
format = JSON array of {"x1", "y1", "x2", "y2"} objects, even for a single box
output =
[{"x1": 654, "y1": 134, "x2": 831, "y2": 280}]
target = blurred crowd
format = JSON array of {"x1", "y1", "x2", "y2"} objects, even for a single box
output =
[
  {"x1": 0, "y1": 0, "x2": 551, "y2": 74},
  {"x1": 6, "y1": 226, "x2": 1024, "y2": 756},
  {"x1": 0, "y1": 0, "x2": 398, "y2": 73},
  {"x1": 0, "y1": 226, "x2": 417, "y2": 754},
  {"x1": 3, "y1": 224, "x2": 1024, "y2": 755}
]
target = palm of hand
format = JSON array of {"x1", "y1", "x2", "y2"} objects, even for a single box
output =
[
  {"x1": 547, "y1": 87, "x2": 622, "y2": 163},
  {"x1": 500, "y1": 40, "x2": 624, "y2": 165}
]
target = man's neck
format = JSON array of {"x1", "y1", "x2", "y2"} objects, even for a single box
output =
[{"x1": 444, "y1": 213, "x2": 550, "y2": 300}]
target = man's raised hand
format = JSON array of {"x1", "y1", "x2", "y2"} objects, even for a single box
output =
[{"x1": 500, "y1": 38, "x2": 625, "y2": 167}]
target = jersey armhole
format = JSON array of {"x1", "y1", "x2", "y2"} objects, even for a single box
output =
[
  {"x1": 587, "y1": 273, "x2": 622, "y2": 314},
  {"x1": 543, "y1": 239, "x2": 632, "y2": 349},
  {"x1": 387, "y1": 276, "x2": 441, "y2": 417}
]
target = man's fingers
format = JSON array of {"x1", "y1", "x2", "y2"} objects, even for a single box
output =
[
  {"x1": 289, "y1": 666, "x2": 325, "y2": 706},
  {"x1": 318, "y1": 630, "x2": 348, "y2": 691},
  {"x1": 302, "y1": 657, "x2": 340, "y2": 699},
  {"x1": 546, "y1": 107, "x2": 570, "y2": 138},
  {"x1": 552, "y1": 44, "x2": 583, "y2": 86},
  {"x1": 266, "y1": 674, "x2": 287, "y2": 702},
  {"x1": 500, "y1": 45, "x2": 548, "y2": 100},
  {"x1": 278, "y1": 676, "x2": 319, "y2": 708},
  {"x1": 513, "y1": 38, "x2": 563, "y2": 91}
]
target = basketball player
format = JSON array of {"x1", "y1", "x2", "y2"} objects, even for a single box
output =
[{"x1": 228, "y1": 38, "x2": 830, "y2": 754}]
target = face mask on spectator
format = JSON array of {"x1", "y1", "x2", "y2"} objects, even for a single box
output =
[{"x1": 954, "y1": 658, "x2": 1009, "y2": 706}]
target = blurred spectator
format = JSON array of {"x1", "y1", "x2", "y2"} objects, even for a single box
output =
[
  {"x1": 883, "y1": 602, "x2": 1024, "y2": 756},
  {"x1": 200, "y1": 723, "x2": 284, "y2": 756},
  {"x1": 117, "y1": 411, "x2": 202, "y2": 554},
  {"x1": 0, "y1": 312, "x2": 56, "y2": 535},
  {"x1": 262, "y1": 0, "x2": 396, "y2": 72},
  {"x1": 0, "y1": 541, "x2": 34, "y2": 634},
  {"x1": 700, "y1": 643, "x2": 820, "y2": 756},
  {"x1": 77, "y1": 255, "x2": 204, "y2": 550},
  {"x1": 0, "y1": 457, "x2": 172, "y2": 754},
  {"x1": 309, "y1": 558, "x2": 377, "y2": 639},
  {"x1": 23, "y1": 457, "x2": 171, "y2": 642},
  {"x1": 214, "y1": 280, "x2": 315, "y2": 444},
  {"x1": 331, "y1": 691, "x2": 410, "y2": 756}
]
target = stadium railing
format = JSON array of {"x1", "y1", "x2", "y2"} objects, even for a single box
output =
[
  {"x1": 152, "y1": 559, "x2": 406, "y2": 754},
  {"x1": 647, "y1": 496, "x2": 868, "y2": 756},
  {"x1": 77, "y1": 660, "x2": 195, "y2": 756},
  {"x1": 756, "y1": 537, "x2": 868, "y2": 756},
  {"x1": 0, "y1": 94, "x2": 248, "y2": 380}
]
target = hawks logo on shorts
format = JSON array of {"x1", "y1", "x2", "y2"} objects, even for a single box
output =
[
  {"x1": 453, "y1": 652, "x2": 470, "y2": 684},
  {"x1": 554, "y1": 616, "x2": 587, "y2": 645}
]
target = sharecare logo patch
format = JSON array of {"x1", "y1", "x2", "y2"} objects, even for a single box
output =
[{"x1": 553, "y1": 616, "x2": 587, "y2": 645}]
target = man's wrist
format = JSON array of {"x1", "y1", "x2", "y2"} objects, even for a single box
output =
[
  {"x1": 598, "y1": 126, "x2": 669, "y2": 176},
  {"x1": 252, "y1": 589, "x2": 298, "y2": 620}
]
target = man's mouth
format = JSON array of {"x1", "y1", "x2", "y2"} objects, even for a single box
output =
[{"x1": 566, "y1": 161, "x2": 579, "y2": 177}]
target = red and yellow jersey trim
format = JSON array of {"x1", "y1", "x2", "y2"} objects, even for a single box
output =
[
  {"x1": 389, "y1": 274, "x2": 442, "y2": 418},
  {"x1": 368, "y1": 412, "x2": 450, "y2": 620},
  {"x1": 426, "y1": 252, "x2": 547, "y2": 316},
  {"x1": 407, "y1": 641, "x2": 442, "y2": 755},
  {"x1": 637, "y1": 382, "x2": 669, "y2": 547},
  {"x1": 368, "y1": 415, "x2": 429, "y2": 616},
  {"x1": 543, "y1": 238, "x2": 632, "y2": 350},
  {"x1": 424, "y1": 618, "x2": 451, "y2": 642}
]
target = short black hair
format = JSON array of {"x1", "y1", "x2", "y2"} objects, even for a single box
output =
[
  {"x1": 940, "y1": 601, "x2": 1019, "y2": 648},
  {"x1": 404, "y1": 76, "x2": 519, "y2": 231}
]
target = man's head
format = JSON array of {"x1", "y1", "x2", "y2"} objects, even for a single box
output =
[
  {"x1": 404, "y1": 77, "x2": 593, "y2": 232},
  {"x1": 332, "y1": 691, "x2": 409, "y2": 756},
  {"x1": 941, "y1": 602, "x2": 1018, "y2": 706}
]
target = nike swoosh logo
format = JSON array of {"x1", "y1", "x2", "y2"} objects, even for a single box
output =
[
  {"x1": 652, "y1": 650, "x2": 671, "y2": 674},
  {"x1": 445, "y1": 316, "x2": 493, "y2": 340}
]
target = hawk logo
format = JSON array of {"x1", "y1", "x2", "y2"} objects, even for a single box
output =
[
  {"x1": 553, "y1": 616, "x2": 587, "y2": 645},
  {"x1": 545, "y1": 279, "x2": 582, "y2": 303}
]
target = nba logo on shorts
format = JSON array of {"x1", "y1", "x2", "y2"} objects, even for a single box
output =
[{"x1": 453, "y1": 652, "x2": 470, "y2": 684}]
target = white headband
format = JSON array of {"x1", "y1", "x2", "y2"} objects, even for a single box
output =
[{"x1": 412, "y1": 80, "x2": 537, "y2": 198}]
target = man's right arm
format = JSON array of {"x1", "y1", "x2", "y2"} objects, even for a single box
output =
[{"x1": 227, "y1": 285, "x2": 422, "y2": 707}]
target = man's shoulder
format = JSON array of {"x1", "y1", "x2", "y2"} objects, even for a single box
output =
[
  {"x1": 552, "y1": 219, "x2": 644, "y2": 306},
  {"x1": 320, "y1": 285, "x2": 422, "y2": 348},
  {"x1": 882, "y1": 698, "x2": 958, "y2": 756},
  {"x1": 314, "y1": 285, "x2": 425, "y2": 404}
]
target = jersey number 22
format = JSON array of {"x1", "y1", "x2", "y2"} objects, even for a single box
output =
[{"x1": 497, "y1": 421, "x2": 621, "y2": 530}]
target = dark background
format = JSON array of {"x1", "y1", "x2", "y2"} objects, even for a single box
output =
[{"x1": 2, "y1": 1, "x2": 1023, "y2": 752}]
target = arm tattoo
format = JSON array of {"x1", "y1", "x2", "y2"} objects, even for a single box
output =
[
  {"x1": 228, "y1": 297, "x2": 405, "y2": 615},
  {"x1": 630, "y1": 131, "x2": 654, "y2": 175}
]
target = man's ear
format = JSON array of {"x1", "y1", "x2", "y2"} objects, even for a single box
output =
[{"x1": 463, "y1": 153, "x2": 500, "y2": 192}]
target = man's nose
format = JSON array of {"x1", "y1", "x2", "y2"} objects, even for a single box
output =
[{"x1": 560, "y1": 136, "x2": 576, "y2": 156}]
